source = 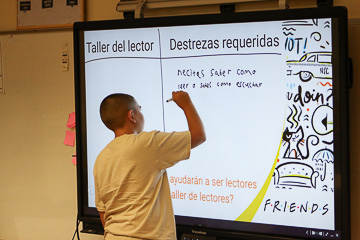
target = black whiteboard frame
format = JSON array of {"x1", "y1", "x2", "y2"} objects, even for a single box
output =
[{"x1": 73, "y1": 6, "x2": 350, "y2": 239}]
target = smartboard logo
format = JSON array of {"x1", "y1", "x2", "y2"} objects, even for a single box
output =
[{"x1": 192, "y1": 230, "x2": 207, "y2": 235}]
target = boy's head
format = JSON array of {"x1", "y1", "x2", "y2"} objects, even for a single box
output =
[{"x1": 100, "y1": 93, "x2": 144, "y2": 133}]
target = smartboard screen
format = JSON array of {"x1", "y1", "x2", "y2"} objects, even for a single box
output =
[{"x1": 74, "y1": 7, "x2": 349, "y2": 240}]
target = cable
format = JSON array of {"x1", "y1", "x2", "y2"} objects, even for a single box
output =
[{"x1": 72, "y1": 214, "x2": 81, "y2": 240}]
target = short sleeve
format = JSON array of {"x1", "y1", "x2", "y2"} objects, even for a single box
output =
[
  {"x1": 155, "y1": 131, "x2": 191, "y2": 169},
  {"x1": 94, "y1": 165, "x2": 106, "y2": 212}
]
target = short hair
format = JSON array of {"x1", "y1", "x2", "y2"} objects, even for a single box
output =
[{"x1": 99, "y1": 93, "x2": 136, "y2": 131}]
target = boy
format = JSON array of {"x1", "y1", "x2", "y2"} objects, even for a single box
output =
[{"x1": 94, "y1": 91, "x2": 206, "y2": 240}]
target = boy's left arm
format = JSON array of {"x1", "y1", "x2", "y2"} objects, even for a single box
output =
[{"x1": 99, "y1": 211, "x2": 105, "y2": 228}]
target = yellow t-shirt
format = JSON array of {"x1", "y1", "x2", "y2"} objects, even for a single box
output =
[{"x1": 94, "y1": 130, "x2": 191, "y2": 240}]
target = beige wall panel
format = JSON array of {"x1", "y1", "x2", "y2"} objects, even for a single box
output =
[
  {"x1": 0, "y1": 31, "x2": 86, "y2": 240},
  {"x1": 348, "y1": 23, "x2": 360, "y2": 240},
  {"x1": 0, "y1": 1, "x2": 17, "y2": 31}
]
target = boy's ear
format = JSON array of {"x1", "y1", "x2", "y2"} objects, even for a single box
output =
[{"x1": 128, "y1": 110, "x2": 136, "y2": 123}]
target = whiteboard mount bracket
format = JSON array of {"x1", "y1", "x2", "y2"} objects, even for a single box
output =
[
  {"x1": 135, "y1": 0, "x2": 148, "y2": 18},
  {"x1": 317, "y1": 0, "x2": 333, "y2": 7},
  {"x1": 220, "y1": 4, "x2": 235, "y2": 14},
  {"x1": 278, "y1": 0, "x2": 289, "y2": 10}
]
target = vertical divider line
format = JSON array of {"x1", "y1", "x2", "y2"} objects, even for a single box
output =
[{"x1": 158, "y1": 29, "x2": 166, "y2": 132}]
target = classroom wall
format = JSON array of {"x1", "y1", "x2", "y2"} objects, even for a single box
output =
[
  {"x1": 348, "y1": 23, "x2": 360, "y2": 240},
  {"x1": 0, "y1": 1, "x2": 359, "y2": 240}
]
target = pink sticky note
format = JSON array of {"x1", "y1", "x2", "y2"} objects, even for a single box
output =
[
  {"x1": 72, "y1": 156, "x2": 77, "y2": 165},
  {"x1": 64, "y1": 130, "x2": 75, "y2": 147},
  {"x1": 66, "y1": 112, "x2": 76, "y2": 128}
]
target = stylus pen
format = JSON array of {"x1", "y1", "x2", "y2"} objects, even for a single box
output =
[{"x1": 166, "y1": 98, "x2": 173, "y2": 102}]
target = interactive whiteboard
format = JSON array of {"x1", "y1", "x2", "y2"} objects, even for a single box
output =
[{"x1": 75, "y1": 7, "x2": 349, "y2": 240}]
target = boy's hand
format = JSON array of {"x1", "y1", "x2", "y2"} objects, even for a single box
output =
[{"x1": 171, "y1": 91, "x2": 193, "y2": 110}]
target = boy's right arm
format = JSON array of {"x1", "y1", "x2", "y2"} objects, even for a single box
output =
[{"x1": 172, "y1": 91, "x2": 206, "y2": 149}]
